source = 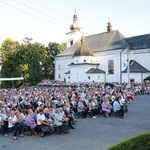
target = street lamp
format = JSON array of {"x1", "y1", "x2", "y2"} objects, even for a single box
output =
[{"x1": 127, "y1": 47, "x2": 130, "y2": 85}]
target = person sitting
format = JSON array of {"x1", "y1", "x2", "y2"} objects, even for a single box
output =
[
  {"x1": 69, "y1": 98, "x2": 77, "y2": 119},
  {"x1": 0, "y1": 116, "x2": 8, "y2": 137},
  {"x1": 37, "y1": 109, "x2": 51, "y2": 137},
  {"x1": 8, "y1": 110, "x2": 20, "y2": 140},
  {"x1": 62, "y1": 105, "x2": 75, "y2": 129},
  {"x1": 15, "y1": 110, "x2": 25, "y2": 137},
  {"x1": 119, "y1": 93, "x2": 128, "y2": 113},
  {"x1": 54, "y1": 108, "x2": 69, "y2": 134},
  {"x1": 101, "y1": 96, "x2": 112, "y2": 118},
  {"x1": 44, "y1": 108, "x2": 54, "y2": 133},
  {"x1": 77, "y1": 99, "x2": 88, "y2": 118},
  {"x1": 113, "y1": 96, "x2": 124, "y2": 118},
  {"x1": 127, "y1": 89, "x2": 134, "y2": 101},
  {"x1": 0, "y1": 109, "x2": 9, "y2": 132},
  {"x1": 26, "y1": 109, "x2": 38, "y2": 135},
  {"x1": 91, "y1": 98, "x2": 98, "y2": 118}
]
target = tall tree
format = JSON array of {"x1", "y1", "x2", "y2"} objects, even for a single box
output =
[
  {"x1": 43, "y1": 42, "x2": 66, "y2": 79},
  {"x1": 0, "y1": 37, "x2": 21, "y2": 88},
  {"x1": 18, "y1": 38, "x2": 47, "y2": 85},
  {"x1": 28, "y1": 53, "x2": 43, "y2": 85}
]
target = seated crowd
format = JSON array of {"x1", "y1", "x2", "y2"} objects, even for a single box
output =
[{"x1": 0, "y1": 81, "x2": 149, "y2": 140}]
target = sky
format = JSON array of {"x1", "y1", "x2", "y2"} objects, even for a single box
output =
[{"x1": 0, "y1": 0, "x2": 150, "y2": 46}]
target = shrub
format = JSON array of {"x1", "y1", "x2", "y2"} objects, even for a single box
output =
[{"x1": 108, "y1": 132, "x2": 150, "y2": 150}]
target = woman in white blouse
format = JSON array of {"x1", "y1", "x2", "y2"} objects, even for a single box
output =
[{"x1": 8, "y1": 111, "x2": 19, "y2": 140}]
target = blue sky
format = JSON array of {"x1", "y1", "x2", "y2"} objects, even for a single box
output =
[{"x1": 0, "y1": 0, "x2": 150, "y2": 45}]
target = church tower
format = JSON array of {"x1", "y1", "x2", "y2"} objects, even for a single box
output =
[
  {"x1": 107, "y1": 18, "x2": 112, "y2": 32},
  {"x1": 66, "y1": 9, "x2": 83, "y2": 48}
]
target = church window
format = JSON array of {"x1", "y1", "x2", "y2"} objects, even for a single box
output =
[
  {"x1": 88, "y1": 76, "x2": 90, "y2": 79},
  {"x1": 84, "y1": 59, "x2": 86, "y2": 62},
  {"x1": 58, "y1": 64, "x2": 60, "y2": 70},
  {"x1": 108, "y1": 60, "x2": 114, "y2": 74},
  {"x1": 68, "y1": 76, "x2": 70, "y2": 79},
  {"x1": 58, "y1": 74, "x2": 60, "y2": 78},
  {"x1": 70, "y1": 40, "x2": 73, "y2": 46}
]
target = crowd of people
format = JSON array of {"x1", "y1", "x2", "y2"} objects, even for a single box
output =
[{"x1": 0, "y1": 80, "x2": 150, "y2": 140}]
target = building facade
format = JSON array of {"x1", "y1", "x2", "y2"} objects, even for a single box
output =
[{"x1": 55, "y1": 11, "x2": 150, "y2": 83}]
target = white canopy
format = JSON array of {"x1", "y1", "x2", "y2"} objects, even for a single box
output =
[{"x1": 0, "y1": 77, "x2": 24, "y2": 81}]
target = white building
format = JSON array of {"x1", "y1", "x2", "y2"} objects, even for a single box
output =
[{"x1": 55, "y1": 11, "x2": 150, "y2": 83}]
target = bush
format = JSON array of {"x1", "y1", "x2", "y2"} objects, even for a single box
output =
[{"x1": 108, "y1": 132, "x2": 150, "y2": 150}]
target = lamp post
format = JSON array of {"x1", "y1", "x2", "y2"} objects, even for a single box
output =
[
  {"x1": 120, "y1": 48, "x2": 125, "y2": 83},
  {"x1": 127, "y1": 47, "x2": 130, "y2": 85}
]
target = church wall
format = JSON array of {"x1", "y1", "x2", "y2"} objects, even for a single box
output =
[
  {"x1": 122, "y1": 73, "x2": 143, "y2": 83},
  {"x1": 55, "y1": 48, "x2": 150, "y2": 83},
  {"x1": 95, "y1": 50, "x2": 121, "y2": 82},
  {"x1": 130, "y1": 49, "x2": 150, "y2": 70},
  {"x1": 74, "y1": 56, "x2": 94, "y2": 63},
  {"x1": 55, "y1": 56, "x2": 73, "y2": 81},
  {"x1": 121, "y1": 49, "x2": 150, "y2": 71},
  {"x1": 86, "y1": 74, "x2": 105, "y2": 83},
  {"x1": 70, "y1": 65, "x2": 86, "y2": 82},
  {"x1": 95, "y1": 49, "x2": 150, "y2": 83},
  {"x1": 121, "y1": 49, "x2": 150, "y2": 82},
  {"x1": 66, "y1": 31, "x2": 82, "y2": 48}
]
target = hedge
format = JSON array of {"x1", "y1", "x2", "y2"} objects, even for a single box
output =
[{"x1": 108, "y1": 132, "x2": 150, "y2": 150}]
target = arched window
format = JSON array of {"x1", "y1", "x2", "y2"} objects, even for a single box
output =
[
  {"x1": 108, "y1": 60, "x2": 114, "y2": 74},
  {"x1": 58, "y1": 64, "x2": 60, "y2": 70},
  {"x1": 70, "y1": 40, "x2": 73, "y2": 46}
]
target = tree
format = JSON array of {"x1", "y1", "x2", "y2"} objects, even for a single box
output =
[
  {"x1": 0, "y1": 37, "x2": 21, "y2": 88},
  {"x1": 18, "y1": 38, "x2": 47, "y2": 85},
  {"x1": 0, "y1": 37, "x2": 66, "y2": 88},
  {"x1": 43, "y1": 42, "x2": 66, "y2": 79},
  {"x1": 28, "y1": 53, "x2": 43, "y2": 85}
]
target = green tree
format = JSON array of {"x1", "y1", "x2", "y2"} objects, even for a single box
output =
[
  {"x1": 0, "y1": 37, "x2": 21, "y2": 88},
  {"x1": 18, "y1": 37, "x2": 47, "y2": 84},
  {"x1": 43, "y1": 42, "x2": 66, "y2": 79},
  {"x1": 28, "y1": 53, "x2": 43, "y2": 85}
]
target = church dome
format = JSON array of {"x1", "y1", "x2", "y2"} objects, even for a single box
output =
[
  {"x1": 70, "y1": 22, "x2": 81, "y2": 31},
  {"x1": 70, "y1": 9, "x2": 81, "y2": 31},
  {"x1": 74, "y1": 36, "x2": 94, "y2": 57}
]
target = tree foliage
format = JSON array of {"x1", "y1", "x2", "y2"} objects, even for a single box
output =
[
  {"x1": 43, "y1": 42, "x2": 66, "y2": 79},
  {"x1": 108, "y1": 132, "x2": 150, "y2": 150},
  {"x1": 28, "y1": 53, "x2": 43, "y2": 85},
  {"x1": 0, "y1": 38, "x2": 21, "y2": 88},
  {"x1": 0, "y1": 37, "x2": 66, "y2": 88}
]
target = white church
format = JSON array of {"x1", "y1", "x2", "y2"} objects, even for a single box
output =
[{"x1": 55, "y1": 10, "x2": 150, "y2": 83}]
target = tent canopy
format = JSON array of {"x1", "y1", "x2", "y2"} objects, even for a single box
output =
[{"x1": 0, "y1": 77, "x2": 24, "y2": 81}]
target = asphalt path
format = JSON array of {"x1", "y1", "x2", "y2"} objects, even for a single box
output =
[{"x1": 0, "y1": 95, "x2": 150, "y2": 150}]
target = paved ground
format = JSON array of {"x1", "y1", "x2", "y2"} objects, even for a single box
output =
[{"x1": 0, "y1": 95, "x2": 150, "y2": 150}]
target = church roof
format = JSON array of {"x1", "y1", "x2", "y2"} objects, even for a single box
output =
[
  {"x1": 122, "y1": 60, "x2": 150, "y2": 73},
  {"x1": 57, "y1": 30, "x2": 128, "y2": 57},
  {"x1": 68, "y1": 62, "x2": 99, "y2": 66},
  {"x1": 86, "y1": 68, "x2": 105, "y2": 74},
  {"x1": 74, "y1": 36, "x2": 94, "y2": 57},
  {"x1": 70, "y1": 9, "x2": 81, "y2": 31},
  {"x1": 74, "y1": 45, "x2": 94, "y2": 56},
  {"x1": 144, "y1": 76, "x2": 150, "y2": 81},
  {"x1": 64, "y1": 71, "x2": 70, "y2": 74},
  {"x1": 126, "y1": 34, "x2": 150, "y2": 50}
]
